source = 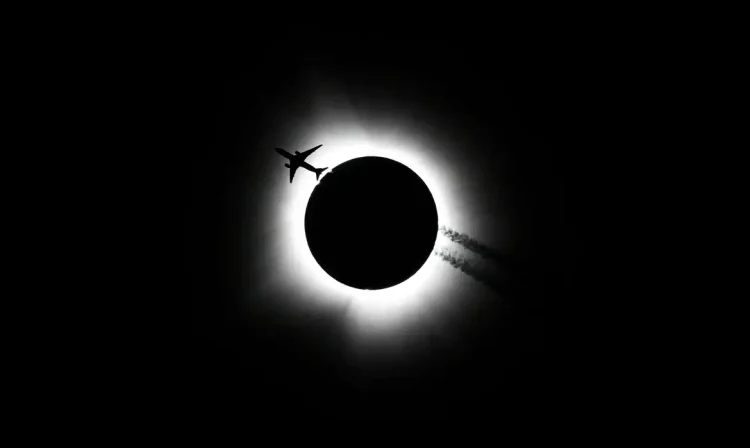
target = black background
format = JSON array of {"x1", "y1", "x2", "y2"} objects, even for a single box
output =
[{"x1": 120, "y1": 30, "x2": 628, "y2": 424}]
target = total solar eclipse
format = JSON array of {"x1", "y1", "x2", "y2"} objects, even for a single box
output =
[{"x1": 305, "y1": 156, "x2": 438, "y2": 290}]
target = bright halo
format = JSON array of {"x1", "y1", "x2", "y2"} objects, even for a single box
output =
[{"x1": 246, "y1": 106, "x2": 470, "y2": 339}]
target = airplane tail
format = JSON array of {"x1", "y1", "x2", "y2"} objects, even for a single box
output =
[{"x1": 315, "y1": 167, "x2": 328, "y2": 180}]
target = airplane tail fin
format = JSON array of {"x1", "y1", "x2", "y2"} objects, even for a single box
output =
[{"x1": 315, "y1": 167, "x2": 328, "y2": 180}]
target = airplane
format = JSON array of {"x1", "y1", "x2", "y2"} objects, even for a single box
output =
[{"x1": 275, "y1": 144, "x2": 328, "y2": 183}]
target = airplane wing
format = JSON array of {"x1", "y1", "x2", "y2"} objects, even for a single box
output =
[
  {"x1": 297, "y1": 144, "x2": 323, "y2": 160},
  {"x1": 289, "y1": 165, "x2": 298, "y2": 183}
]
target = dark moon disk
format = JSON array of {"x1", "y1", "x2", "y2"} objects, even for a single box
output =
[{"x1": 305, "y1": 156, "x2": 438, "y2": 290}]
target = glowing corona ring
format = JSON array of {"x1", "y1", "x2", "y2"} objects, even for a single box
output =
[{"x1": 247, "y1": 105, "x2": 470, "y2": 340}]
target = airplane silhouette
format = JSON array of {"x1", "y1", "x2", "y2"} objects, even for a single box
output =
[{"x1": 275, "y1": 144, "x2": 328, "y2": 183}]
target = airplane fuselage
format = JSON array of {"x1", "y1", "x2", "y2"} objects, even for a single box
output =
[
  {"x1": 275, "y1": 145, "x2": 327, "y2": 183},
  {"x1": 275, "y1": 148, "x2": 295, "y2": 159}
]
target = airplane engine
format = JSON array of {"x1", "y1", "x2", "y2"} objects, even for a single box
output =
[{"x1": 285, "y1": 163, "x2": 290, "y2": 168}]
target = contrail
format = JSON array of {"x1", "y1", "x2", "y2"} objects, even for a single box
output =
[
  {"x1": 432, "y1": 225, "x2": 528, "y2": 296},
  {"x1": 432, "y1": 247, "x2": 508, "y2": 294},
  {"x1": 433, "y1": 247, "x2": 473, "y2": 273},
  {"x1": 438, "y1": 225, "x2": 506, "y2": 264}
]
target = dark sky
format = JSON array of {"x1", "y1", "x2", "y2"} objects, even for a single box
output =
[{"x1": 134, "y1": 32, "x2": 616, "y2": 423}]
